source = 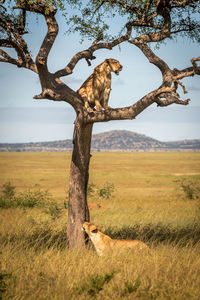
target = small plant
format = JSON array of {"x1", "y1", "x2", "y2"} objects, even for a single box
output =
[
  {"x1": 122, "y1": 278, "x2": 141, "y2": 296},
  {"x1": 76, "y1": 271, "x2": 115, "y2": 296}
]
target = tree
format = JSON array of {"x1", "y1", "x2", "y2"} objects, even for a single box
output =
[{"x1": 0, "y1": 0, "x2": 199, "y2": 248}]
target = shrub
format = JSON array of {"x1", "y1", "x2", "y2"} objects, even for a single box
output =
[
  {"x1": 87, "y1": 182, "x2": 115, "y2": 200},
  {"x1": 97, "y1": 182, "x2": 115, "y2": 200},
  {"x1": 177, "y1": 179, "x2": 200, "y2": 200}
]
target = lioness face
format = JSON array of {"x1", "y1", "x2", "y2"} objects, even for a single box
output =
[
  {"x1": 106, "y1": 59, "x2": 123, "y2": 75},
  {"x1": 82, "y1": 222, "x2": 98, "y2": 235}
]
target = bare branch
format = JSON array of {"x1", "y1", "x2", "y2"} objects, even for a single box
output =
[
  {"x1": 155, "y1": 94, "x2": 190, "y2": 106},
  {"x1": 174, "y1": 80, "x2": 188, "y2": 94},
  {"x1": 0, "y1": 36, "x2": 37, "y2": 72},
  {"x1": 129, "y1": 43, "x2": 199, "y2": 103},
  {"x1": 33, "y1": 83, "x2": 84, "y2": 112},
  {"x1": 0, "y1": 49, "x2": 19, "y2": 65},
  {"x1": 53, "y1": 22, "x2": 132, "y2": 78},
  {"x1": 130, "y1": 41, "x2": 172, "y2": 85},
  {"x1": 83, "y1": 85, "x2": 184, "y2": 124},
  {"x1": 14, "y1": 1, "x2": 58, "y2": 66},
  {"x1": 172, "y1": 56, "x2": 200, "y2": 80}
]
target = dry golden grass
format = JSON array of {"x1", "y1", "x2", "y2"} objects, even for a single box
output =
[{"x1": 0, "y1": 152, "x2": 200, "y2": 299}]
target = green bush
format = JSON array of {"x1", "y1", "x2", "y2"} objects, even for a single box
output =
[
  {"x1": 97, "y1": 182, "x2": 115, "y2": 200},
  {"x1": 0, "y1": 182, "x2": 53, "y2": 209}
]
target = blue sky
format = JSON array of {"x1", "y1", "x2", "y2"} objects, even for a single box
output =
[{"x1": 0, "y1": 11, "x2": 200, "y2": 143}]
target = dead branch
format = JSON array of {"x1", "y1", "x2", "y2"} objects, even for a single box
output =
[{"x1": 155, "y1": 94, "x2": 190, "y2": 106}]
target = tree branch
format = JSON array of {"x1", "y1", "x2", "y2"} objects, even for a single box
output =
[
  {"x1": 172, "y1": 57, "x2": 200, "y2": 82},
  {"x1": 53, "y1": 22, "x2": 132, "y2": 78},
  {"x1": 0, "y1": 9, "x2": 37, "y2": 72},
  {"x1": 130, "y1": 41, "x2": 172, "y2": 86},
  {"x1": 0, "y1": 49, "x2": 18, "y2": 65},
  {"x1": 83, "y1": 85, "x2": 186, "y2": 124},
  {"x1": 14, "y1": 0, "x2": 58, "y2": 70},
  {"x1": 155, "y1": 94, "x2": 190, "y2": 106}
]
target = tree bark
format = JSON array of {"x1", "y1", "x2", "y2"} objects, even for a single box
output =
[{"x1": 67, "y1": 120, "x2": 93, "y2": 248}]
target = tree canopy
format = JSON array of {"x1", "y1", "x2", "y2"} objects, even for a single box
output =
[
  {"x1": 1, "y1": 0, "x2": 199, "y2": 113},
  {"x1": 67, "y1": 0, "x2": 200, "y2": 43}
]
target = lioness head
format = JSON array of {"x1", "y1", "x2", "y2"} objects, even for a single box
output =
[
  {"x1": 105, "y1": 58, "x2": 123, "y2": 75},
  {"x1": 82, "y1": 222, "x2": 99, "y2": 235}
]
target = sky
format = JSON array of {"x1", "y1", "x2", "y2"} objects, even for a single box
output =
[{"x1": 0, "y1": 9, "x2": 200, "y2": 143}]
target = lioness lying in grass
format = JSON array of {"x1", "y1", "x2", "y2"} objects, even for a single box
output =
[{"x1": 83, "y1": 222, "x2": 148, "y2": 256}]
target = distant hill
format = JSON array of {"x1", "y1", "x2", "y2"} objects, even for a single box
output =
[{"x1": 0, "y1": 130, "x2": 200, "y2": 152}]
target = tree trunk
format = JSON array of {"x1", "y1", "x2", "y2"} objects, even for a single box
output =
[{"x1": 67, "y1": 120, "x2": 93, "y2": 248}]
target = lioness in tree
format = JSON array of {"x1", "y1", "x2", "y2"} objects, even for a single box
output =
[
  {"x1": 77, "y1": 58, "x2": 123, "y2": 112},
  {"x1": 83, "y1": 222, "x2": 148, "y2": 256}
]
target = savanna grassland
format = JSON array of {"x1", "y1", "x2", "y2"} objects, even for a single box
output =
[{"x1": 0, "y1": 152, "x2": 200, "y2": 299}]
